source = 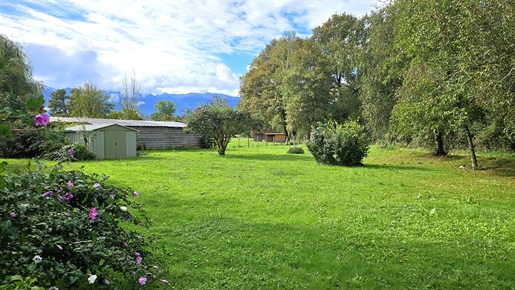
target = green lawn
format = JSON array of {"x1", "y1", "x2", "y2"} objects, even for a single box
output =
[{"x1": 4, "y1": 141, "x2": 515, "y2": 289}]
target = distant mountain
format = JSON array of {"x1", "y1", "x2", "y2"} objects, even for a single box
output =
[
  {"x1": 41, "y1": 87, "x2": 240, "y2": 116},
  {"x1": 137, "y1": 92, "x2": 240, "y2": 116}
]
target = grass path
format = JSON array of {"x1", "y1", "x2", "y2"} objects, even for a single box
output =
[{"x1": 4, "y1": 142, "x2": 515, "y2": 289}]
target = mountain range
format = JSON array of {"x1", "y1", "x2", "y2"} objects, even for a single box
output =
[{"x1": 41, "y1": 87, "x2": 240, "y2": 117}]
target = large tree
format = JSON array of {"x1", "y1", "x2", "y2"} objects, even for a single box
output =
[
  {"x1": 48, "y1": 88, "x2": 70, "y2": 116},
  {"x1": 150, "y1": 100, "x2": 177, "y2": 121},
  {"x1": 359, "y1": 6, "x2": 404, "y2": 142},
  {"x1": 283, "y1": 39, "x2": 335, "y2": 136},
  {"x1": 238, "y1": 32, "x2": 303, "y2": 137},
  {"x1": 185, "y1": 97, "x2": 253, "y2": 155},
  {"x1": 0, "y1": 34, "x2": 43, "y2": 98},
  {"x1": 69, "y1": 82, "x2": 114, "y2": 118},
  {"x1": 311, "y1": 13, "x2": 368, "y2": 123},
  {"x1": 391, "y1": 0, "x2": 515, "y2": 163}
]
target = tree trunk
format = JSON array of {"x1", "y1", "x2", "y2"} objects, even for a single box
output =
[
  {"x1": 433, "y1": 131, "x2": 447, "y2": 156},
  {"x1": 464, "y1": 124, "x2": 478, "y2": 169}
]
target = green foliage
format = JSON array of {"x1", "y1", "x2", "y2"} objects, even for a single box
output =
[
  {"x1": 0, "y1": 275, "x2": 44, "y2": 290},
  {"x1": 0, "y1": 124, "x2": 66, "y2": 159},
  {"x1": 306, "y1": 120, "x2": 369, "y2": 166},
  {"x1": 0, "y1": 96, "x2": 67, "y2": 158},
  {"x1": 0, "y1": 35, "x2": 43, "y2": 97},
  {"x1": 184, "y1": 97, "x2": 254, "y2": 155},
  {"x1": 283, "y1": 39, "x2": 335, "y2": 135},
  {"x1": 287, "y1": 146, "x2": 304, "y2": 154},
  {"x1": 150, "y1": 100, "x2": 177, "y2": 121},
  {"x1": 48, "y1": 89, "x2": 70, "y2": 117},
  {"x1": 69, "y1": 83, "x2": 114, "y2": 118},
  {"x1": 40, "y1": 143, "x2": 98, "y2": 162},
  {"x1": 108, "y1": 108, "x2": 143, "y2": 120},
  {"x1": 238, "y1": 33, "x2": 303, "y2": 137},
  {"x1": 0, "y1": 164, "x2": 165, "y2": 288}
]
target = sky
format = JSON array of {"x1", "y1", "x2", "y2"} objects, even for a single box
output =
[{"x1": 1, "y1": 0, "x2": 378, "y2": 97}]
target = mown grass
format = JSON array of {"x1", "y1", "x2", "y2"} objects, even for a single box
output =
[{"x1": 3, "y1": 141, "x2": 515, "y2": 289}]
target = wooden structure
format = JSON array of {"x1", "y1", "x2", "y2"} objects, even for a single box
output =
[
  {"x1": 65, "y1": 124, "x2": 138, "y2": 159},
  {"x1": 52, "y1": 117, "x2": 200, "y2": 150},
  {"x1": 252, "y1": 130, "x2": 287, "y2": 144}
]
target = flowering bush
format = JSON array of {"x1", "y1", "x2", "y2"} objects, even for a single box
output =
[
  {"x1": 0, "y1": 163, "x2": 166, "y2": 289},
  {"x1": 306, "y1": 120, "x2": 369, "y2": 166}
]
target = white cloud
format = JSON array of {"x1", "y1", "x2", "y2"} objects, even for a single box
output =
[{"x1": 1, "y1": 0, "x2": 377, "y2": 95}]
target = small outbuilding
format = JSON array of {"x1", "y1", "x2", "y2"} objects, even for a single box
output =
[
  {"x1": 65, "y1": 124, "x2": 138, "y2": 159},
  {"x1": 253, "y1": 130, "x2": 287, "y2": 144}
]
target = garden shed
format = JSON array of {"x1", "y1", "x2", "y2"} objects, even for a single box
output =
[{"x1": 65, "y1": 124, "x2": 138, "y2": 159}]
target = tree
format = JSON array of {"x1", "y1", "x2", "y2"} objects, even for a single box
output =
[
  {"x1": 48, "y1": 88, "x2": 70, "y2": 116},
  {"x1": 184, "y1": 97, "x2": 253, "y2": 155},
  {"x1": 238, "y1": 33, "x2": 303, "y2": 138},
  {"x1": 115, "y1": 70, "x2": 141, "y2": 120},
  {"x1": 359, "y1": 6, "x2": 404, "y2": 143},
  {"x1": 311, "y1": 13, "x2": 367, "y2": 123},
  {"x1": 0, "y1": 34, "x2": 43, "y2": 98},
  {"x1": 283, "y1": 39, "x2": 335, "y2": 136},
  {"x1": 150, "y1": 100, "x2": 177, "y2": 121},
  {"x1": 108, "y1": 108, "x2": 143, "y2": 120},
  {"x1": 69, "y1": 82, "x2": 114, "y2": 118},
  {"x1": 391, "y1": 1, "x2": 467, "y2": 159}
]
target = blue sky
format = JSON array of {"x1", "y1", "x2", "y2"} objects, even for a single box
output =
[{"x1": 1, "y1": 0, "x2": 377, "y2": 96}]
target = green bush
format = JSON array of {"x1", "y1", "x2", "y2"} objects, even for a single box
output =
[
  {"x1": 306, "y1": 120, "x2": 369, "y2": 166},
  {"x1": 287, "y1": 147, "x2": 305, "y2": 154},
  {"x1": 0, "y1": 124, "x2": 67, "y2": 159},
  {"x1": 41, "y1": 143, "x2": 98, "y2": 162},
  {"x1": 0, "y1": 163, "x2": 166, "y2": 289}
]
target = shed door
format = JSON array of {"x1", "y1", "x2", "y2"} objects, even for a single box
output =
[{"x1": 104, "y1": 130, "x2": 127, "y2": 159}]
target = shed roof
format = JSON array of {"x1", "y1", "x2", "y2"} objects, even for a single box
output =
[
  {"x1": 64, "y1": 123, "x2": 139, "y2": 132},
  {"x1": 51, "y1": 117, "x2": 187, "y2": 128}
]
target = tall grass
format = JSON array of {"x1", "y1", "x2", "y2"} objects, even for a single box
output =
[{"x1": 3, "y1": 141, "x2": 515, "y2": 289}]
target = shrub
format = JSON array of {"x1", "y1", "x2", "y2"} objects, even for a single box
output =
[
  {"x1": 287, "y1": 147, "x2": 305, "y2": 154},
  {"x1": 0, "y1": 124, "x2": 67, "y2": 159},
  {"x1": 41, "y1": 143, "x2": 98, "y2": 162},
  {"x1": 0, "y1": 163, "x2": 166, "y2": 289},
  {"x1": 306, "y1": 120, "x2": 369, "y2": 166}
]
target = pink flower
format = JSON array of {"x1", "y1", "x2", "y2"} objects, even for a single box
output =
[
  {"x1": 41, "y1": 191, "x2": 53, "y2": 197},
  {"x1": 64, "y1": 192, "x2": 74, "y2": 200},
  {"x1": 57, "y1": 196, "x2": 64, "y2": 202},
  {"x1": 93, "y1": 183, "x2": 101, "y2": 190},
  {"x1": 56, "y1": 244, "x2": 63, "y2": 250},
  {"x1": 133, "y1": 191, "x2": 139, "y2": 197},
  {"x1": 67, "y1": 181, "x2": 73, "y2": 188},
  {"x1": 136, "y1": 256, "x2": 142, "y2": 263},
  {"x1": 69, "y1": 149, "x2": 75, "y2": 156},
  {"x1": 161, "y1": 280, "x2": 169, "y2": 284},
  {"x1": 89, "y1": 208, "x2": 98, "y2": 220},
  {"x1": 10, "y1": 212, "x2": 16, "y2": 218},
  {"x1": 138, "y1": 277, "x2": 146, "y2": 285},
  {"x1": 34, "y1": 114, "x2": 50, "y2": 126}
]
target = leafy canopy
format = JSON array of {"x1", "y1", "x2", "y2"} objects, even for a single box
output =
[{"x1": 185, "y1": 96, "x2": 253, "y2": 155}]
